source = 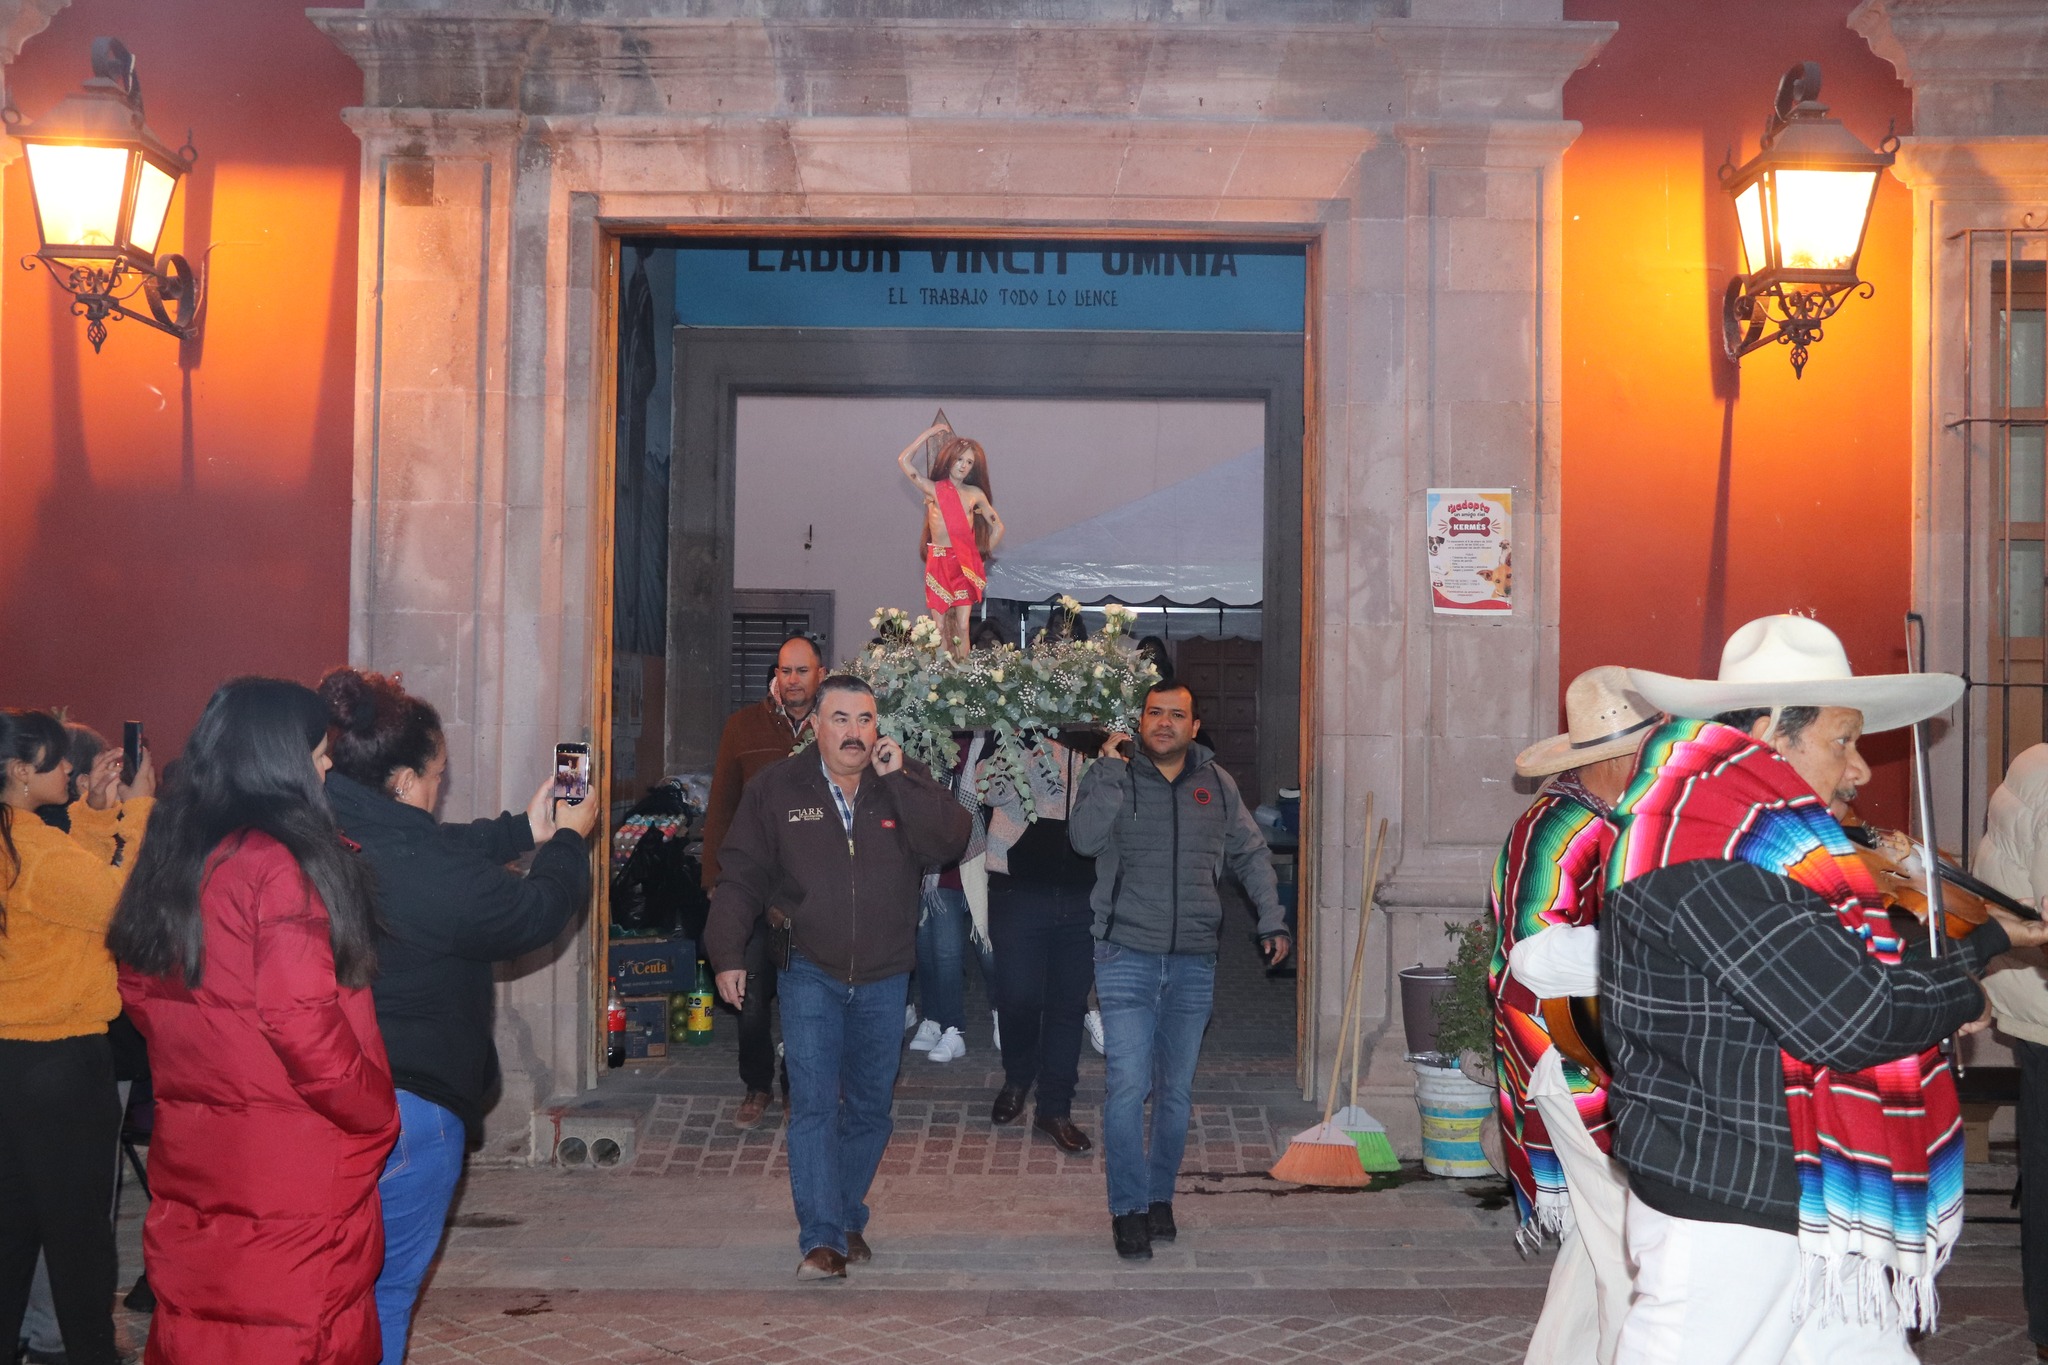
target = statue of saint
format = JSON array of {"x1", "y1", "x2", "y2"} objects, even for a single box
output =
[{"x1": 896, "y1": 416, "x2": 1004, "y2": 658}]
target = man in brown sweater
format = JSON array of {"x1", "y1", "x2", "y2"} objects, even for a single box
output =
[
  {"x1": 706, "y1": 675, "x2": 971, "y2": 1278},
  {"x1": 701, "y1": 634, "x2": 822, "y2": 1128}
]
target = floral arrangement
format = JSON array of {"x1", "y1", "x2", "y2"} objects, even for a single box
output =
[{"x1": 840, "y1": 596, "x2": 1160, "y2": 817}]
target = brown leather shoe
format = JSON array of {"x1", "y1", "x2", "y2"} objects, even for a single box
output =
[
  {"x1": 991, "y1": 1084, "x2": 1028, "y2": 1125},
  {"x1": 845, "y1": 1230, "x2": 872, "y2": 1263},
  {"x1": 735, "y1": 1090, "x2": 773, "y2": 1129},
  {"x1": 797, "y1": 1246, "x2": 847, "y2": 1280},
  {"x1": 1034, "y1": 1113, "x2": 1093, "y2": 1153}
]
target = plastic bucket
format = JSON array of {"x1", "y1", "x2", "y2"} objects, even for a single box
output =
[
  {"x1": 1397, "y1": 965, "x2": 1455, "y2": 1056},
  {"x1": 1414, "y1": 1061, "x2": 1494, "y2": 1177}
]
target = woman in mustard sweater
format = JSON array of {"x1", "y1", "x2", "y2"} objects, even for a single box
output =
[{"x1": 0, "y1": 708, "x2": 154, "y2": 1365}]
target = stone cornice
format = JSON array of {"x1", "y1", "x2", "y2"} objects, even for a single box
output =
[
  {"x1": 0, "y1": 0, "x2": 70, "y2": 167},
  {"x1": 310, "y1": 9, "x2": 1618, "y2": 127},
  {"x1": 309, "y1": 10, "x2": 547, "y2": 111},
  {"x1": 1850, "y1": 0, "x2": 2048, "y2": 137},
  {"x1": 1890, "y1": 135, "x2": 2048, "y2": 196}
]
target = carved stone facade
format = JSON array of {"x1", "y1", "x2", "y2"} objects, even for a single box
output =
[
  {"x1": 1853, "y1": 0, "x2": 2048, "y2": 852},
  {"x1": 306, "y1": 0, "x2": 1615, "y2": 1159}
]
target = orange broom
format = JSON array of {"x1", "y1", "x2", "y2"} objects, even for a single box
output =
[{"x1": 1270, "y1": 805, "x2": 1388, "y2": 1186}]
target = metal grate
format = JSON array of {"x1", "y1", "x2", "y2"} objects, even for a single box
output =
[
  {"x1": 1951, "y1": 220, "x2": 2048, "y2": 851},
  {"x1": 731, "y1": 613, "x2": 813, "y2": 708}
]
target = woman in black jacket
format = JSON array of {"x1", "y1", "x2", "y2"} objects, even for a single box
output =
[{"x1": 317, "y1": 668, "x2": 595, "y2": 1365}]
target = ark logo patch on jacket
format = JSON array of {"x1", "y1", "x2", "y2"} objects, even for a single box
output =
[{"x1": 788, "y1": 806, "x2": 826, "y2": 823}]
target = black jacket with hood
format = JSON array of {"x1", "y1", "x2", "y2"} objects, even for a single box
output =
[{"x1": 327, "y1": 772, "x2": 590, "y2": 1142}]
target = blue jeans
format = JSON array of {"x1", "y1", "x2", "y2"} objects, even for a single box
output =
[
  {"x1": 778, "y1": 953, "x2": 908, "y2": 1257},
  {"x1": 1093, "y1": 942, "x2": 1216, "y2": 1217},
  {"x1": 915, "y1": 887, "x2": 995, "y2": 1031},
  {"x1": 373, "y1": 1091, "x2": 466, "y2": 1364}
]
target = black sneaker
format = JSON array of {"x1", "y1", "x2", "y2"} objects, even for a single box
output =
[
  {"x1": 1148, "y1": 1200, "x2": 1177, "y2": 1242},
  {"x1": 1111, "y1": 1211, "x2": 1152, "y2": 1260}
]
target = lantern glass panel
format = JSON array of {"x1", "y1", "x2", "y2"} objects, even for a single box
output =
[
  {"x1": 1772, "y1": 168, "x2": 1877, "y2": 272},
  {"x1": 1734, "y1": 181, "x2": 1769, "y2": 275},
  {"x1": 129, "y1": 160, "x2": 176, "y2": 256},
  {"x1": 24, "y1": 142, "x2": 130, "y2": 252}
]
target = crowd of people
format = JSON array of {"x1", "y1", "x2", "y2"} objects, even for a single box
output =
[
  {"x1": 0, "y1": 670, "x2": 598, "y2": 1365},
  {"x1": 1492, "y1": 614, "x2": 2048, "y2": 1365},
  {"x1": 28, "y1": 607, "x2": 2048, "y2": 1361}
]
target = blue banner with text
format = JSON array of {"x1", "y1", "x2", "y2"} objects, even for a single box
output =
[{"x1": 673, "y1": 238, "x2": 1306, "y2": 333}]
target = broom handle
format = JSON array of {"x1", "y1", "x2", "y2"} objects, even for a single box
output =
[
  {"x1": 1348, "y1": 817, "x2": 1387, "y2": 1113},
  {"x1": 1322, "y1": 798, "x2": 1378, "y2": 1126}
]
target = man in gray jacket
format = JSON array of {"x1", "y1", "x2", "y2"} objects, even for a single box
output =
[{"x1": 1069, "y1": 681, "x2": 1290, "y2": 1260}]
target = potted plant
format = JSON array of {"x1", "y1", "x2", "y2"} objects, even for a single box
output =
[{"x1": 1412, "y1": 919, "x2": 1497, "y2": 1177}]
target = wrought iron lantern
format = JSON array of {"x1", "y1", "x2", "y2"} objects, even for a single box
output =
[
  {"x1": 4, "y1": 38, "x2": 199, "y2": 352},
  {"x1": 1720, "y1": 62, "x2": 1895, "y2": 379}
]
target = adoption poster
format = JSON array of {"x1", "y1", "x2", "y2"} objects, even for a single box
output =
[{"x1": 1426, "y1": 488, "x2": 1513, "y2": 615}]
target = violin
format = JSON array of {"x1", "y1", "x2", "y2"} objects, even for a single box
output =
[{"x1": 1838, "y1": 810, "x2": 2040, "y2": 939}]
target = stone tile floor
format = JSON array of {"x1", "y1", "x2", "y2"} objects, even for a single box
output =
[{"x1": 95, "y1": 929, "x2": 2038, "y2": 1361}]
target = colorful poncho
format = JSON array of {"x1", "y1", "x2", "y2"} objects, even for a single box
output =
[
  {"x1": 1606, "y1": 718, "x2": 1964, "y2": 1329},
  {"x1": 1488, "y1": 770, "x2": 1615, "y2": 1244}
]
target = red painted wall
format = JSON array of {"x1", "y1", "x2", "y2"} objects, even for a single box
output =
[
  {"x1": 1560, "y1": 0, "x2": 1915, "y2": 820},
  {"x1": 0, "y1": 0, "x2": 361, "y2": 756}
]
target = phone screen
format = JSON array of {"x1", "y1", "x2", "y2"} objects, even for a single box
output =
[
  {"x1": 554, "y1": 743, "x2": 591, "y2": 805},
  {"x1": 122, "y1": 721, "x2": 144, "y2": 785}
]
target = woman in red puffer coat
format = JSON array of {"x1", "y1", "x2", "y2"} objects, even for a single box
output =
[{"x1": 109, "y1": 678, "x2": 396, "y2": 1364}]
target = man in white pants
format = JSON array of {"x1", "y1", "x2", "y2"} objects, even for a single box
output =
[
  {"x1": 1604, "y1": 616, "x2": 2048, "y2": 1364},
  {"x1": 1490, "y1": 666, "x2": 1653, "y2": 1365}
]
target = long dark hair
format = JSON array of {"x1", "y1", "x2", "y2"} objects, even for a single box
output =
[
  {"x1": 0, "y1": 708, "x2": 69, "y2": 933},
  {"x1": 108, "y1": 678, "x2": 380, "y2": 988},
  {"x1": 316, "y1": 666, "x2": 442, "y2": 792},
  {"x1": 919, "y1": 435, "x2": 996, "y2": 558}
]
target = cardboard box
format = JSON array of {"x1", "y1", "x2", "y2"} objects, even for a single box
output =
[
  {"x1": 609, "y1": 933, "x2": 694, "y2": 996},
  {"x1": 622, "y1": 995, "x2": 670, "y2": 1060}
]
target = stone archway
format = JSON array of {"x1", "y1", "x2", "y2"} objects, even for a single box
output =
[{"x1": 313, "y1": 0, "x2": 1613, "y2": 1161}]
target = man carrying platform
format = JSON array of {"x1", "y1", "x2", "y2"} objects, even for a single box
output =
[
  {"x1": 1602, "y1": 614, "x2": 2048, "y2": 1363},
  {"x1": 1491, "y1": 666, "x2": 1658, "y2": 1365}
]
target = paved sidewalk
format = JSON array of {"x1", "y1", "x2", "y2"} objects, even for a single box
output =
[{"x1": 98, "y1": 931, "x2": 2036, "y2": 1361}]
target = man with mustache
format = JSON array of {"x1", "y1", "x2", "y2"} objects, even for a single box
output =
[{"x1": 704, "y1": 675, "x2": 970, "y2": 1280}]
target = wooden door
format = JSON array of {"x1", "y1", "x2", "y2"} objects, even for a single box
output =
[{"x1": 1175, "y1": 636, "x2": 1262, "y2": 801}]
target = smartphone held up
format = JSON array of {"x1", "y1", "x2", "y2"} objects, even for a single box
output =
[
  {"x1": 554, "y1": 742, "x2": 592, "y2": 806},
  {"x1": 122, "y1": 721, "x2": 144, "y2": 785}
]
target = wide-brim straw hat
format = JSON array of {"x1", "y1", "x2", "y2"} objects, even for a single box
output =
[
  {"x1": 1626, "y1": 614, "x2": 1962, "y2": 736},
  {"x1": 1516, "y1": 665, "x2": 1660, "y2": 777}
]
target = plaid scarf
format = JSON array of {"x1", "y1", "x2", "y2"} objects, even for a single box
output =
[
  {"x1": 1488, "y1": 772, "x2": 1614, "y2": 1244},
  {"x1": 1608, "y1": 718, "x2": 1963, "y2": 1329}
]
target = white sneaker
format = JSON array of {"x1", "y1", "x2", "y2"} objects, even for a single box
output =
[
  {"x1": 1085, "y1": 1009, "x2": 1105, "y2": 1055},
  {"x1": 904, "y1": 1004, "x2": 920, "y2": 1032},
  {"x1": 926, "y1": 1027, "x2": 966, "y2": 1063},
  {"x1": 909, "y1": 1019, "x2": 943, "y2": 1052},
  {"x1": 992, "y1": 1010, "x2": 1002, "y2": 1050}
]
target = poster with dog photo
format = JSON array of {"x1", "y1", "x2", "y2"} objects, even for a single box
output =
[{"x1": 1425, "y1": 488, "x2": 1512, "y2": 615}]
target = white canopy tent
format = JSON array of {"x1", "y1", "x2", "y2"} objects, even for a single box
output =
[{"x1": 982, "y1": 448, "x2": 1264, "y2": 606}]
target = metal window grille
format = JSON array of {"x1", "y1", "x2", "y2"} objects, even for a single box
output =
[
  {"x1": 731, "y1": 613, "x2": 813, "y2": 707},
  {"x1": 1954, "y1": 219, "x2": 2048, "y2": 849}
]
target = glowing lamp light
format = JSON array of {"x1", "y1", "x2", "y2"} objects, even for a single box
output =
[
  {"x1": 1720, "y1": 62, "x2": 1895, "y2": 379},
  {"x1": 4, "y1": 38, "x2": 200, "y2": 352}
]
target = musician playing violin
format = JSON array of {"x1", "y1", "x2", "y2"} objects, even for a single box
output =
[
  {"x1": 1490, "y1": 667, "x2": 1659, "y2": 1365},
  {"x1": 1602, "y1": 615, "x2": 2048, "y2": 1365}
]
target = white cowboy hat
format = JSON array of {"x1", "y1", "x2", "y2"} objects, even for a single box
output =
[
  {"x1": 1626, "y1": 614, "x2": 1962, "y2": 735},
  {"x1": 1516, "y1": 666, "x2": 1660, "y2": 778}
]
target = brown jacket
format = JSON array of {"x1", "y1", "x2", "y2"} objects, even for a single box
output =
[
  {"x1": 703, "y1": 752, "x2": 971, "y2": 985},
  {"x1": 700, "y1": 697, "x2": 810, "y2": 889}
]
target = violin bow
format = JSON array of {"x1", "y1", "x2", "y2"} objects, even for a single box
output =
[{"x1": 1904, "y1": 611, "x2": 1960, "y2": 1076}]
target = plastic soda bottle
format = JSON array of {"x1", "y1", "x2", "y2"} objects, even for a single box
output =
[
  {"x1": 685, "y1": 958, "x2": 715, "y2": 1046},
  {"x1": 606, "y1": 976, "x2": 627, "y2": 1069}
]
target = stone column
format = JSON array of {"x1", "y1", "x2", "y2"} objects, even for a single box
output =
[{"x1": 1853, "y1": 0, "x2": 2048, "y2": 847}]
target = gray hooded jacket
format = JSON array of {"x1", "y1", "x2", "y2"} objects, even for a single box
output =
[{"x1": 1067, "y1": 741, "x2": 1285, "y2": 955}]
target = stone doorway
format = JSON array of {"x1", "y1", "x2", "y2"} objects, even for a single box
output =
[{"x1": 316, "y1": 0, "x2": 1608, "y2": 1160}]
